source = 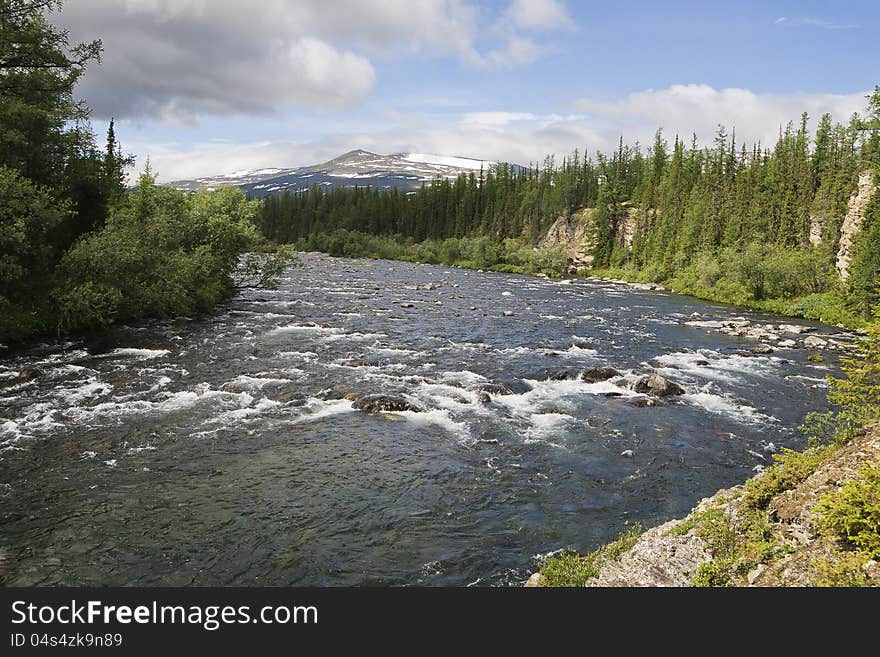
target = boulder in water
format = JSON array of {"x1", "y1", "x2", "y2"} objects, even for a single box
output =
[
  {"x1": 538, "y1": 407, "x2": 564, "y2": 415},
  {"x1": 543, "y1": 368, "x2": 576, "y2": 381},
  {"x1": 478, "y1": 391, "x2": 492, "y2": 404},
  {"x1": 352, "y1": 394, "x2": 421, "y2": 413},
  {"x1": 581, "y1": 366, "x2": 620, "y2": 383},
  {"x1": 17, "y1": 369, "x2": 41, "y2": 382},
  {"x1": 634, "y1": 374, "x2": 685, "y2": 397}
]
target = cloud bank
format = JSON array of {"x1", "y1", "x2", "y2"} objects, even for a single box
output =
[
  {"x1": 139, "y1": 85, "x2": 869, "y2": 182},
  {"x1": 58, "y1": 0, "x2": 575, "y2": 121}
]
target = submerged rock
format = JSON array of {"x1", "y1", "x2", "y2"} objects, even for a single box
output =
[
  {"x1": 803, "y1": 335, "x2": 828, "y2": 349},
  {"x1": 626, "y1": 396, "x2": 657, "y2": 408},
  {"x1": 538, "y1": 407, "x2": 564, "y2": 415},
  {"x1": 352, "y1": 394, "x2": 421, "y2": 413},
  {"x1": 543, "y1": 368, "x2": 576, "y2": 381},
  {"x1": 751, "y1": 344, "x2": 774, "y2": 355},
  {"x1": 581, "y1": 366, "x2": 620, "y2": 383},
  {"x1": 634, "y1": 374, "x2": 685, "y2": 397},
  {"x1": 479, "y1": 383, "x2": 512, "y2": 396},
  {"x1": 17, "y1": 369, "x2": 41, "y2": 382},
  {"x1": 478, "y1": 391, "x2": 492, "y2": 404}
]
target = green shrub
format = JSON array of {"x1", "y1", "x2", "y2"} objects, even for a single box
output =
[
  {"x1": 539, "y1": 525, "x2": 642, "y2": 587},
  {"x1": 742, "y1": 446, "x2": 836, "y2": 510},
  {"x1": 817, "y1": 460, "x2": 880, "y2": 558}
]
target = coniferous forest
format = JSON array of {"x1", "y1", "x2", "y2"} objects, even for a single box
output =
[{"x1": 258, "y1": 96, "x2": 880, "y2": 327}]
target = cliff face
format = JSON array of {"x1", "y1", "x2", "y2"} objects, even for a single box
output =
[
  {"x1": 538, "y1": 208, "x2": 595, "y2": 272},
  {"x1": 836, "y1": 170, "x2": 877, "y2": 281}
]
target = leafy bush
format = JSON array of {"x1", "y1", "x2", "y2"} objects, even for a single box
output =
[{"x1": 54, "y1": 173, "x2": 282, "y2": 332}]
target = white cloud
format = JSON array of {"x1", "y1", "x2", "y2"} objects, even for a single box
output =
[
  {"x1": 572, "y1": 84, "x2": 867, "y2": 149},
  {"x1": 56, "y1": 1, "x2": 580, "y2": 120},
  {"x1": 135, "y1": 84, "x2": 870, "y2": 182},
  {"x1": 774, "y1": 16, "x2": 859, "y2": 29},
  {"x1": 505, "y1": 0, "x2": 574, "y2": 32},
  {"x1": 462, "y1": 112, "x2": 539, "y2": 126},
  {"x1": 484, "y1": 35, "x2": 547, "y2": 68}
]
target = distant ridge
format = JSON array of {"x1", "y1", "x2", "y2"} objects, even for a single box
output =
[{"x1": 169, "y1": 150, "x2": 523, "y2": 198}]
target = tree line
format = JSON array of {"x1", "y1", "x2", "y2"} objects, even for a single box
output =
[
  {"x1": 0, "y1": 0, "x2": 291, "y2": 346},
  {"x1": 257, "y1": 90, "x2": 880, "y2": 324}
]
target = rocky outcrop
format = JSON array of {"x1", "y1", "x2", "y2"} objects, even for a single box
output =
[
  {"x1": 616, "y1": 207, "x2": 638, "y2": 249},
  {"x1": 683, "y1": 315, "x2": 857, "y2": 352},
  {"x1": 532, "y1": 429, "x2": 880, "y2": 587},
  {"x1": 585, "y1": 518, "x2": 711, "y2": 587},
  {"x1": 837, "y1": 170, "x2": 876, "y2": 281},
  {"x1": 538, "y1": 208, "x2": 595, "y2": 272},
  {"x1": 809, "y1": 215, "x2": 824, "y2": 247}
]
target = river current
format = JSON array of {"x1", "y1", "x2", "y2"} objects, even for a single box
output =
[{"x1": 0, "y1": 253, "x2": 849, "y2": 586}]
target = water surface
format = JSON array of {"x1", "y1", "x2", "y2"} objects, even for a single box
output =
[{"x1": 0, "y1": 254, "x2": 847, "y2": 586}]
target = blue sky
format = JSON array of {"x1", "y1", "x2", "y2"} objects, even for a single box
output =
[{"x1": 57, "y1": 0, "x2": 879, "y2": 181}]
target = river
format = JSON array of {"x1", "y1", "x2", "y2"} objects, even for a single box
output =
[{"x1": 0, "y1": 253, "x2": 850, "y2": 586}]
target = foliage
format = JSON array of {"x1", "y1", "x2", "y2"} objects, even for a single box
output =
[
  {"x1": 296, "y1": 230, "x2": 569, "y2": 277},
  {"x1": 685, "y1": 505, "x2": 786, "y2": 587},
  {"x1": 817, "y1": 460, "x2": 880, "y2": 558},
  {"x1": 826, "y1": 307, "x2": 880, "y2": 432},
  {"x1": 54, "y1": 173, "x2": 290, "y2": 332},
  {"x1": 808, "y1": 552, "x2": 878, "y2": 587},
  {"x1": 539, "y1": 525, "x2": 642, "y2": 587},
  {"x1": 742, "y1": 446, "x2": 836, "y2": 510}
]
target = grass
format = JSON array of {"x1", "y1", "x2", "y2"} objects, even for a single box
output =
[
  {"x1": 741, "y1": 445, "x2": 837, "y2": 510},
  {"x1": 539, "y1": 524, "x2": 642, "y2": 587}
]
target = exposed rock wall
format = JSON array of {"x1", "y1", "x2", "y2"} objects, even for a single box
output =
[
  {"x1": 616, "y1": 208, "x2": 637, "y2": 249},
  {"x1": 809, "y1": 215, "x2": 824, "y2": 247},
  {"x1": 837, "y1": 170, "x2": 876, "y2": 280},
  {"x1": 538, "y1": 208, "x2": 595, "y2": 272}
]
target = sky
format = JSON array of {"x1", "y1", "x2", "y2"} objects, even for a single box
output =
[{"x1": 55, "y1": 0, "x2": 880, "y2": 182}]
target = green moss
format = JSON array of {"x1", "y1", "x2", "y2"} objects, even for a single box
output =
[
  {"x1": 808, "y1": 353, "x2": 825, "y2": 363},
  {"x1": 539, "y1": 525, "x2": 642, "y2": 587},
  {"x1": 742, "y1": 445, "x2": 836, "y2": 510},
  {"x1": 817, "y1": 460, "x2": 880, "y2": 558}
]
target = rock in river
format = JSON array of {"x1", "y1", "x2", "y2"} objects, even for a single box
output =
[
  {"x1": 581, "y1": 366, "x2": 620, "y2": 383},
  {"x1": 634, "y1": 374, "x2": 685, "y2": 397},
  {"x1": 352, "y1": 394, "x2": 422, "y2": 413}
]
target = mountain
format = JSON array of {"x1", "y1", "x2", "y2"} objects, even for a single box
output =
[{"x1": 168, "y1": 149, "x2": 521, "y2": 198}]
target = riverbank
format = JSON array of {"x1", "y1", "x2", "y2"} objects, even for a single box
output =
[
  {"x1": 585, "y1": 266, "x2": 866, "y2": 332},
  {"x1": 293, "y1": 236, "x2": 868, "y2": 333},
  {"x1": 528, "y1": 425, "x2": 880, "y2": 587}
]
